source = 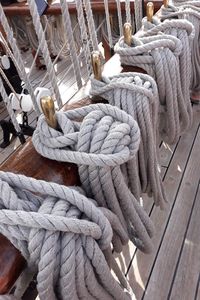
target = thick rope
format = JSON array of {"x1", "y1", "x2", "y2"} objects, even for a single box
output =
[
  {"x1": 0, "y1": 3, "x2": 40, "y2": 115},
  {"x1": 116, "y1": 0, "x2": 123, "y2": 37},
  {"x1": 125, "y1": 0, "x2": 131, "y2": 24},
  {"x1": 160, "y1": 3, "x2": 200, "y2": 93},
  {"x1": 32, "y1": 103, "x2": 154, "y2": 253},
  {"x1": 115, "y1": 27, "x2": 192, "y2": 144},
  {"x1": 103, "y1": 0, "x2": 113, "y2": 48},
  {"x1": 27, "y1": 0, "x2": 62, "y2": 109},
  {"x1": 0, "y1": 171, "x2": 132, "y2": 300},
  {"x1": 134, "y1": 0, "x2": 143, "y2": 31},
  {"x1": 141, "y1": 18, "x2": 194, "y2": 129},
  {"x1": 90, "y1": 73, "x2": 166, "y2": 209}
]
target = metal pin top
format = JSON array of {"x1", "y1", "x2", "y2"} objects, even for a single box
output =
[
  {"x1": 91, "y1": 51, "x2": 102, "y2": 81},
  {"x1": 163, "y1": 0, "x2": 169, "y2": 8},
  {"x1": 40, "y1": 96, "x2": 58, "y2": 129},
  {"x1": 147, "y1": 2, "x2": 154, "y2": 23},
  {"x1": 123, "y1": 23, "x2": 132, "y2": 46}
]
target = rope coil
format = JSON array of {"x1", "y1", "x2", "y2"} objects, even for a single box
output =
[
  {"x1": 0, "y1": 171, "x2": 133, "y2": 299},
  {"x1": 32, "y1": 103, "x2": 154, "y2": 253},
  {"x1": 90, "y1": 73, "x2": 166, "y2": 208},
  {"x1": 115, "y1": 22, "x2": 193, "y2": 144}
]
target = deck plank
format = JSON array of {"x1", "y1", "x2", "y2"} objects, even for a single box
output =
[
  {"x1": 142, "y1": 115, "x2": 200, "y2": 300},
  {"x1": 126, "y1": 105, "x2": 200, "y2": 300},
  {"x1": 169, "y1": 183, "x2": 200, "y2": 300}
]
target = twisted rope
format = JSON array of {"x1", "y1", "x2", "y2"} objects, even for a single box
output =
[
  {"x1": 33, "y1": 103, "x2": 154, "y2": 253},
  {"x1": 82, "y1": 0, "x2": 99, "y2": 51},
  {"x1": 27, "y1": 0, "x2": 62, "y2": 108},
  {"x1": 0, "y1": 3, "x2": 40, "y2": 115},
  {"x1": 115, "y1": 26, "x2": 192, "y2": 144},
  {"x1": 90, "y1": 73, "x2": 166, "y2": 209},
  {"x1": 160, "y1": 3, "x2": 200, "y2": 93},
  {"x1": 0, "y1": 171, "x2": 132, "y2": 300},
  {"x1": 60, "y1": 0, "x2": 82, "y2": 89}
]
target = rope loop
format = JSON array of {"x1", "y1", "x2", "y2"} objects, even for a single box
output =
[
  {"x1": 33, "y1": 103, "x2": 141, "y2": 167},
  {"x1": 0, "y1": 171, "x2": 132, "y2": 299}
]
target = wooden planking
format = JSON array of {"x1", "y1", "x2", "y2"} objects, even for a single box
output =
[
  {"x1": 142, "y1": 118, "x2": 200, "y2": 299},
  {"x1": 169, "y1": 183, "x2": 200, "y2": 300},
  {"x1": 195, "y1": 276, "x2": 200, "y2": 300},
  {"x1": 126, "y1": 105, "x2": 200, "y2": 300},
  {"x1": 159, "y1": 140, "x2": 178, "y2": 168}
]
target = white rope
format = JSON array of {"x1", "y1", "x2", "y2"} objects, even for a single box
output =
[
  {"x1": 115, "y1": 22, "x2": 193, "y2": 144},
  {"x1": 60, "y1": 0, "x2": 83, "y2": 89},
  {"x1": 125, "y1": 0, "x2": 131, "y2": 24},
  {"x1": 82, "y1": 0, "x2": 99, "y2": 51},
  {"x1": 160, "y1": 4, "x2": 200, "y2": 93},
  {"x1": 27, "y1": 0, "x2": 62, "y2": 109},
  {"x1": 0, "y1": 171, "x2": 132, "y2": 300},
  {"x1": 90, "y1": 73, "x2": 166, "y2": 209},
  {"x1": 0, "y1": 4, "x2": 40, "y2": 115},
  {"x1": 103, "y1": 0, "x2": 113, "y2": 48},
  {"x1": 134, "y1": 0, "x2": 143, "y2": 32},
  {"x1": 32, "y1": 103, "x2": 155, "y2": 253},
  {"x1": 116, "y1": 0, "x2": 123, "y2": 37},
  {"x1": 75, "y1": 0, "x2": 91, "y2": 78}
]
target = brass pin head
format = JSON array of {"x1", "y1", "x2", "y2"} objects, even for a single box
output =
[
  {"x1": 163, "y1": 0, "x2": 169, "y2": 8},
  {"x1": 147, "y1": 2, "x2": 154, "y2": 23},
  {"x1": 123, "y1": 23, "x2": 132, "y2": 46},
  {"x1": 40, "y1": 96, "x2": 57, "y2": 129},
  {"x1": 91, "y1": 51, "x2": 102, "y2": 81}
]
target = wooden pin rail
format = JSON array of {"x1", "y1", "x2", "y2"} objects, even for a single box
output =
[{"x1": 2, "y1": 0, "x2": 163, "y2": 16}]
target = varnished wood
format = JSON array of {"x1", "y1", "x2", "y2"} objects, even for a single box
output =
[{"x1": 2, "y1": 0, "x2": 163, "y2": 16}]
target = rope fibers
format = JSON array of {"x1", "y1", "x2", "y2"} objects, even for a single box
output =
[
  {"x1": 0, "y1": 171, "x2": 133, "y2": 300},
  {"x1": 160, "y1": 3, "x2": 200, "y2": 93},
  {"x1": 32, "y1": 103, "x2": 155, "y2": 253},
  {"x1": 90, "y1": 73, "x2": 166, "y2": 209},
  {"x1": 115, "y1": 23, "x2": 193, "y2": 144}
]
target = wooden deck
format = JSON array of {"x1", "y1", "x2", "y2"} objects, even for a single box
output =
[{"x1": 0, "y1": 52, "x2": 200, "y2": 299}]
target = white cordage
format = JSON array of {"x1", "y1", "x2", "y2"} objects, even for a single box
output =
[
  {"x1": 90, "y1": 73, "x2": 167, "y2": 209},
  {"x1": 27, "y1": 0, "x2": 63, "y2": 109},
  {"x1": 0, "y1": 171, "x2": 133, "y2": 300},
  {"x1": 115, "y1": 21, "x2": 193, "y2": 144},
  {"x1": 0, "y1": 3, "x2": 40, "y2": 115},
  {"x1": 160, "y1": 3, "x2": 200, "y2": 93},
  {"x1": 32, "y1": 103, "x2": 155, "y2": 253}
]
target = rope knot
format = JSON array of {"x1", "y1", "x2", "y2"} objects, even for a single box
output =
[{"x1": 33, "y1": 104, "x2": 141, "y2": 167}]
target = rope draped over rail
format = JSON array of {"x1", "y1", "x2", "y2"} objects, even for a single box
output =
[
  {"x1": 32, "y1": 103, "x2": 154, "y2": 253},
  {"x1": 0, "y1": 171, "x2": 132, "y2": 300},
  {"x1": 141, "y1": 18, "x2": 194, "y2": 129},
  {"x1": 160, "y1": 3, "x2": 200, "y2": 93},
  {"x1": 90, "y1": 73, "x2": 166, "y2": 208},
  {"x1": 115, "y1": 22, "x2": 193, "y2": 144}
]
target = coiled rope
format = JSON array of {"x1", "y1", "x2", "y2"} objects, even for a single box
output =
[
  {"x1": 0, "y1": 171, "x2": 132, "y2": 300},
  {"x1": 32, "y1": 103, "x2": 154, "y2": 253},
  {"x1": 141, "y1": 18, "x2": 194, "y2": 129},
  {"x1": 115, "y1": 28, "x2": 190, "y2": 144},
  {"x1": 160, "y1": 3, "x2": 200, "y2": 93},
  {"x1": 90, "y1": 73, "x2": 166, "y2": 208}
]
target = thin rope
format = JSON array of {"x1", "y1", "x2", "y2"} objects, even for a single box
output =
[
  {"x1": 60, "y1": 0, "x2": 83, "y2": 89},
  {"x1": 116, "y1": 0, "x2": 123, "y2": 37},
  {"x1": 103, "y1": 0, "x2": 113, "y2": 48},
  {"x1": 82, "y1": 0, "x2": 99, "y2": 51},
  {"x1": 26, "y1": 0, "x2": 62, "y2": 109},
  {"x1": 0, "y1": 4, "x2": 40, "y2": 115}
]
